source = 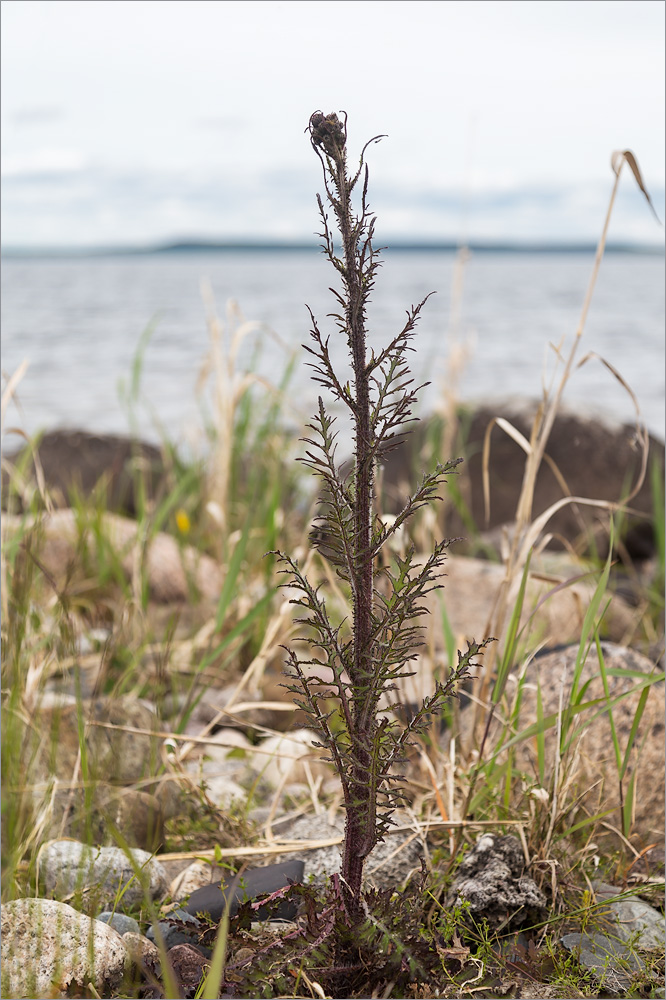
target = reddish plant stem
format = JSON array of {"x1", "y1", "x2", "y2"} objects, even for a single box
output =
[{"x1": 330, "y1": 143, "x2": 375, "y2": 912}]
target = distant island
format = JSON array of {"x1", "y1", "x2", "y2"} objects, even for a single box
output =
[{"x1": 2, "y1": 238, "x2": 664, "y2": 258}]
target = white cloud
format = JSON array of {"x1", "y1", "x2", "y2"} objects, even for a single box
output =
[
  {"x1": 1, "y1": 148, "x2": 88, "y2": 178},
  {"x1": 1, "y1": 0, "x2": 663, "y2": 246}
]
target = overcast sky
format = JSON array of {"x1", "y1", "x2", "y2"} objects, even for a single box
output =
[{"x1": 2, "y1": 0, "x2": 664, "y2": 247}]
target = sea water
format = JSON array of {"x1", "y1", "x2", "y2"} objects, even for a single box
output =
[{"x1": 2, "y1": 249, "x2": 663, "y2": 450}]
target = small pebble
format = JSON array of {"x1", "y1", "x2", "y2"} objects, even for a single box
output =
[
  {"x1": 146, "y1": 906, "x2": 205, "y2": 952},
  {"x1": 97, "y1": 911, "x2": 140, "y2": 936},
  {"x1": 168, "y1": 943, "x2": 210, "y2": 994}
]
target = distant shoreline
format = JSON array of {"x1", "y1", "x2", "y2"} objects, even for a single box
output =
[{"x1": 3, "y1": 239, "x2": 664, "y2": 259}]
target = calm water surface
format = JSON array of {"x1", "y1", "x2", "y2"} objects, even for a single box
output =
[{"x1": 2, "y1": 250, "x2": 664, "y2": 450}]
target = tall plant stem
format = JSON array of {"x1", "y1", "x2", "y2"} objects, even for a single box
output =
[
  {"x1": 329, "y1": 133, "x2": 375, "y2": 910},
  {"x1": 290, "y1": 112, "x2": 488, "y2": 924}
]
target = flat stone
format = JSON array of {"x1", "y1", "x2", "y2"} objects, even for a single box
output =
[
  {"x1": 1, "y1": 897, "x2": 129, "y2": 999},
  {"x1": 182, "y1": 860, "x2": 305, "y2": 921},
  {"x1": 610, "y1": 898, "x2": 665, "y2": 949},
  {"x1": 561, "y1": 930, "x2": 644, "y2": 993},
  {"x1": 591, "y1": 881, "x2": 665, "y2": 949},
  {"x1": 40, "y1": 840, "x2": 168, "y2": 911}
]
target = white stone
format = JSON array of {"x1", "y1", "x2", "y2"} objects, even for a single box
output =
[
  {"x1": 252, "y1": 729, "x2": 329, "y2": 788},
  {"x1": 1, "y1": 897, "x2": 129, "y2": 999},
  {"x1": 40, "y1": 840, "x2": 168, "y2": 909}
]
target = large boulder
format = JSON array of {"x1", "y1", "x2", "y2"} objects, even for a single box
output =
[
  {"x1": 375, "y1": 405, "x2": 664, "y2": 564},
  {"x1": 451, "y1": 643, "x2": 665, "y2": 846},
  {"x1": 1, "y1": 507, "x2": 223, "y2": 602},
  {"x1": 423, "y1": 552, "x2": 638, "y2": 650},
  {"x1": 1, "y1": 897, "x2": 129, "y2": 999},
  {"x1": 39, "y1": 840, "x2": 168, "y2": 911},
  {"x1": 2, "y1": 429, "x2": 165, "y2": 516}
]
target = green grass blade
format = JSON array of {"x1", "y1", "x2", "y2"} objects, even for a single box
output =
[
  {"x1": 571, "y1": 521, "x2": 614, "y2": 690},
  {"x1": 150, "y1": 465, "x2": 201, "y2": 538},
  {"x1": 535, "y1": 678, "x2": 546, "y2": 787},
  {"x1": 493, "y1": 550, "x2": 531, "y2": 704},
  {"x1": 215, "y1": 513, "x2": 252, "y2": 631},
  {"x1": 203, "y1": 589, "x2": 274, "y2": 673},
  {"x1": 622, "y1": 769, "x2": 638, "y2": 839},
  {"x1": 198, "y1": 907, "x2": 230, "y2": 999},
  {"x1": 619, "y1": 684, "x2": 652, "y2": 780},
  {"x1": 560, "y1": 525, "x2": 615, "y2": 750},
  {"x1": 595, "y1": 633, "x2": 622, "y2": 774},
  {"x1": 651, "y1": 456, "x2": 665, "y2": 582},
  {"x1": 493, "y1": 672, "x2": 661, "y2": 760},
  {"x1": 438, "y1": 594, "x2": 456, "y2": 667}
]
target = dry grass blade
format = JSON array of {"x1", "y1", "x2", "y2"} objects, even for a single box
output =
[
  {"x1": 2, "y1": 368, "x2": 53, "y2": 514},
  {"x1": 1, "y1": 360, "x2": 30, "y2": 429},
  {"x1": 478, "y1": 147, "x2": 658, "y2": 686},
  {"x1": 420, "y1": 750, "x2": 449, "y2": 822},
  {"x1": 482, "y1": 415, "x2": 575, "y2": 528},
  {"x1": 611, "y1": 149, "x2": 662, "y2": 224},
  {"x1": 198, "y1": 284, "x2": 286, "y2": 544},
  {"x1": 576, "y1": 350, "x2": 650, "y2": 507}
]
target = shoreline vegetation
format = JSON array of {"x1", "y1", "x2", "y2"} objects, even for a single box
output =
[{"x1": 1, "y1": 135, "x2": 664, "y2": 997}]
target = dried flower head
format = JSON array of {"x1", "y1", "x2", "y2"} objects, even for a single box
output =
[{"x1": 308, "y1": 111, "x2": 347, "y2": 157}]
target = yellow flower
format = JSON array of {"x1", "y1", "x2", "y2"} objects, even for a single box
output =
[{"x1": 175, "y1": 509, "x2": 191, "y2": 535}]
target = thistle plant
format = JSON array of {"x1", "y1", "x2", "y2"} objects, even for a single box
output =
[{"x1": 276, "y1": 112, "x2": 490, "y2": 918}]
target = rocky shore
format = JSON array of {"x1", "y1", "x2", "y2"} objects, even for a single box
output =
[{"x1": 2, "y1": 405, "x2": 664, "y2": 998}]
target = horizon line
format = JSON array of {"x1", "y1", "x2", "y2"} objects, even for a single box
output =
[{"x1": 2, "y1": 237, "x2": 664, "y2": 258}]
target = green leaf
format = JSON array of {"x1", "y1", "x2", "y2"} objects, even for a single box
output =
[
  {"x1": 199, "y1": 907, "x2": 229, "y2": 999},
  {"x1": 493, "y1": 551, "x2": 531, "y2": 704}
]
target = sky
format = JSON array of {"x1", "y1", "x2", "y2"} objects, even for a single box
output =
[{"x1": 1, "y1": 0, "x2": 665, "y2": 248}]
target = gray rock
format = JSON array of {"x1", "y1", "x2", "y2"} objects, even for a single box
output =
[
  {"x1": 447, "y1": 833, "x2": 548, "y2": 931},
  {"x1": 272, "y1": 812, "x2": 424, "y2": 889},
  {"x1": 122, "y1": 930, "x2": 161, "y2": 970},
  {"x1": 451, "y1": 644, "x2": 665, "y2": 846},
  {"x1": 561, "y1": 930, "x2": 644, "y2": 993},
  {"x1": 146, "y1": 906, "x2": 207, "y2": 953},
  {"x1": 40, "y1": 840, "x2": 168, "y2": 911},
  {"x1": 592, "y1": 881, "x2": 665, "y2": 949},
  {"x1": 1, "y1": 897, "x2": 129, "y2": 999},
  {"x1": 44, "y1": 784, "x2": 164, "y2": 852},
  {"x1": 97, "y1": 910, "x2": 140, "y2": 936}
]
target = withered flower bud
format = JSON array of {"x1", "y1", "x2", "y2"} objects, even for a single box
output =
[{"x1": 308, "y1": 111, "x2": 346, "y2": 157}]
